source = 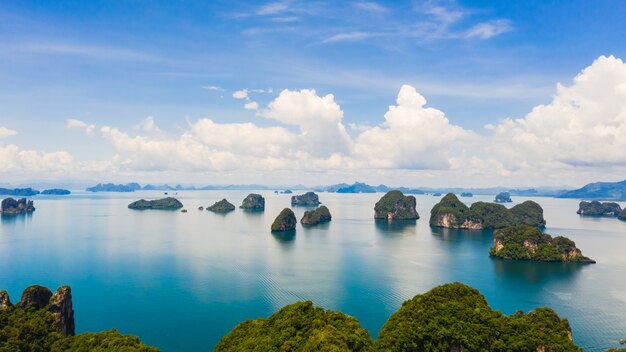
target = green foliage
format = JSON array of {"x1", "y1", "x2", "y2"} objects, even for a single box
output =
[
  {"x1": 301, "y1": 206, "x2": 332, "y2": 226},
  {"x1": 128, "y1": 197, "x2": 183, "y2": 210},
  {"x1": 240, "y1": 194, "x2": 265, "y2": 210},
  {"x1": 430, "y1": 195, "x2": 546, "y2": 229},
  {"x1": 215, "y1": 301, "x2": 373, "y2": 352},
  {"x1": 489, "y1": 225, "x2": 594, "y2": 262},
  {"x1": 271, "y1": 208, "x2": 297, "y2": 231},
  {"x1": 375, "y1": 282, "x2": 580, "y2": 352},
  {"x1": 51, "y1": 329, "x2": 158, "y2": 352},
  {"x1": 374, "y1": 191, "x2": 419, "y2": 220},
  {"x1": 0, "y1": 306, "x2": 62, "y2": 352},
  {"x1": 577, "y1": 201, "x2": 622, "y2": 216},
  {"x1": 207, "y1": 199, "x2": 236, "y2": 213}
]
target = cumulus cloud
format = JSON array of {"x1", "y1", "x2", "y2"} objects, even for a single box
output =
[
  {"x1": 0, "y1": 144, "x2": 73, "y2": 175},
  {"x1": 0, "y1": 127, "x2": 17, "y2": 138},
  {"x1": 232, "y1": 89, "x2": 249, "y2": 99},
  {"x1": 244, "y1": 101, "x2": 259, "y2": 110},
  {"x1": 486, "y1": 55, "x2": 626, "y2": 172},
  {"x1": 354, "y1": 85, "x2": 475, "y2": 169},
  {"x1": 66, "y1": 119, "x2": 96, "y2": 135}
]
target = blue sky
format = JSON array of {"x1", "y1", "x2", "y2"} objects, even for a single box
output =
[{"x1": 1, "y1": 0, "x2": 626, "y2": 187}]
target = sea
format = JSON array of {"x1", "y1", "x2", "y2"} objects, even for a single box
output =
[{"x1": 1, "y1": 191, "x2": 625, "y2": 351}]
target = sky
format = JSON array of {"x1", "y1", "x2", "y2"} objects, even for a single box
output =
[{"x1": 1, "y1": 0, "x2": 626, "y2": 188}]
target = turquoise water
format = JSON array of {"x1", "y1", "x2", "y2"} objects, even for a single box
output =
[{"x1": 1, "y1": 191, "x2": 625, "y2": 351}]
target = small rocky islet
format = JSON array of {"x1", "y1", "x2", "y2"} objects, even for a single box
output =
[
  {"x1": 301, "y1": 205, "x2": 332, "y2": 226},
  {"x1": 495, "y1": 191, "x2": 513, "y2": 203},
  {"x1": 429, "y1": 193, "x2": 545, "y2": 230},
  {"x1": 271, "y1": 208, "x2": 297, "y2": 231},
  {"x1": 207, "y1": 199, "x2": 236, "y2": 213},
  {"x1": 374, "y1": 190, "x2": 419, "y2": 220},
  {"x1": 1, "y1": 197, "x2": 35, "y2": 214},
  {"x1": 128, "y1": 197, "x2": 183, "y2": 210},
  {"x1": 240, "y1": 193, "x2": 265, "y2": 210},
  {"x1": 291, "y1": 191, "x2": 320, "y2": 206},
  {"x1": 489, "y1": 225, "x2": 595, "y2": 263},
  {"x1": 577, "y1": 200, "x2": 622, "y2": 217}
]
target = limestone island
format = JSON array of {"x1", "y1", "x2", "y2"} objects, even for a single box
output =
[
  {"x1": 619, "y1": 208, "x2": 626, "y2": 222},
  {"x1": 1, "y1": 197, "x2": 35, "y2": 214},
  {"x1": 291, "y1": 192, "x2": 320, "y2": 206},
  {"x1": 0, "y1": 285, "x2": 157, "y2": 351},
  {"x1": 432, "y1": 192, "x2": 442, "y2": 196},
  {"x1": 240, "y1": 193, "x2": 265, "y2": 210},
  {"x1": 301, "y1": 205, "x2": 332, "y2": 226},
  {"x1": 271, "y1": 208, "x2": 296, "y2": 231},
  {"x1": 41, "y1": 189, "x2": 71, "y2": 195},
  {"x1": 460, "y1": 192, "x2": 473, "y2": 197},
  {"x1": 495, "y1": 191, "x2": 512, "y2": 203},
  {"x1": 577, "y1": 201, "x2": 622, "y2": 217},
  {"x1": 430, "y1": 193, "x2": 545, "y2": 230},
  {"x1": 490, "y1": 225, "x2": 595, "y2": 263},
  {"x1": 374, "y1": 190, "x2": 419, "y2": 220},
  {"x1": 216, "y1": 282, "x2": 582, "y2": 351},
  {"x1": 128, "y1": 197, "x2": 183, "y2": 210},
  {"x1": 207, "y1": 199, "x2": 236, "y2": 213}
]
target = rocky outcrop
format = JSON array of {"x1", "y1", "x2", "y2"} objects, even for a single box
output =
[
  {"x1": 291, "y1": 192, "x2": 320, "y2": 206},
  {"x1": 301, "y1": 205, "x2": 332, "y2": 226},
  {"x1": 271, "y1": 208, "x2": 297, "y2": 231},
  {"x1": 0, "y1": 187, "x2": 40, "y2": 196},
  {"x1": 577, "y1": 201, "x2": 622, "y2": 217},
  {"x1": 430, "y1": 193, "x2": 546, "y2": 230},
  {"x1": 494, "y1": 192, "x2": 512, "y2": 203},
  {"x1": 619, "y1": 208, "x2": 626, "y2": 222},
  {"x1": 240, "y1": 193, "x2": 265, "y2": 210},
  {"x1": 0, "y1": 290, "x2": 12, "y2": 310},
  {"x1": 460, "y1": 192, "x2": 473, "y2": 197},
  {"x1": 20, "y1": 285, "x2": 53, "y2": 310},
  {"x1": 41, "y1": 189, "x2": 71, "y2": 195},
  {"x1": 1, "y1": 197, "x2": 35, "y2": 214},
  {"x1": 49, "y1": 286, "x2": 75, "y2": 337},
  {"x1": 489, "y1": 225, "x2": 595, "y2": 263},
  {"x1": 128, "y1": 197, "x2": 183, "y2": 210},
  {"x1": 207, "y1": 199, "x2": 236, "y2": 213},
  {"x1": 374, "y1": 190, "x2": 419, "y2": 220}
]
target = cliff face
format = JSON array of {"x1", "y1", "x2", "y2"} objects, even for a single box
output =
[
  {"x1": 271, "y1": 208, "x2": 297, "y2": 231},
  {"x1": 0, "y1": 290, "x2": 12, "y2": 310},
  {"x1": 374, "y1": 190, "x2": 419, "y2": 220},
  {"x1": 291, "y1": 192, "x2": 320, "y2": 206},
  {"x1": 577, "y1": 201, "x2": 622, "y2": 216},
  {"x1": 240, "y1": 194, "x2": 265, "y2": 210},
  {"x1": 49, "y1": 286, "x2": 75, "y2": 337},
  {"x1": 1, "y1": 197, "x2": 35, "y2": 214},
  {"x1": 301, "y1": 206, "x2": 332, "y2": 226}
]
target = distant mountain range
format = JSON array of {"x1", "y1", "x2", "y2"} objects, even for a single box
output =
[{"x1": 558, "y1": 179, "x2": 626, "y2": 200}]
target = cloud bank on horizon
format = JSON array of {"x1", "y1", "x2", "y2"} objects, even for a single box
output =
[{"x1": 2, "y1": 55, "x2": 626, "y2": 187}]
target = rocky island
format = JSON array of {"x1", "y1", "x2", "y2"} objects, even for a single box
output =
[
  {"x1": 216, "y1": 282, "x2": 582, "y2": 351},
  {"x1": 1, "y1": 197, "x2": 35, "y2": 214},
  {"x1": 0, "y1": 187, "x2": 40, "y2": 196},
  {"x1": 87, "y1": 183, "x2": 141, "y2": 192},
  {"x1": 240, "y1": 193, "x2": 265, "y2": 210},
  {"x1": 128, "y1": 197, "x2": 183, "y2": 210},
  {"x1": 619, "y1": 208, "x2": 626, "y2": 221},
  {"x1": 271, "y1": 208, "x2": 296, "y2": 231},
  {"x1": 300, "y1": 205, "x2": 332, "y2": 226},
  {"x1": 41, "y1": 189, "x2": 71, "y2": 195},
  {"x1": 460, "y1": 192, "x2": 473, "y2": 197},
  {"x1": 374, "y1": 190, "x2": 419, "y2": 220},
  {"x1": 207, "y1": 199, "x2": 236, "y2": 213},
  {"x1": 489, "y1": 225, "x2": 595, "y2": 263},
  {"x1": 291, "y1": 192, "x2": 320, "y2": 206},
  {"x1": 577, "y1": 201, "x2": 622, "y2": 217},
  {"x1": 430, "y1": 193, "x2": 546, "y2": 229},
  {"x1": 0, "y1": 285, "x2": 157, "y2": 351},
  {"x1": 494, "y1": 191, "x2": 512, "y2": 203}
]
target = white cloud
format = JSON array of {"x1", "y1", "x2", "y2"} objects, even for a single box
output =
[
  {"x1": 323, "y1": 32, "x2": 372, "y2": 44},
  {"x1": 0, "y1": 127, "x2": 17, "y2": 138},
  {"x1": 465, "y1": 19, "x2": 512, "y2": 39},
  {"x1": 487, "y1": 55, "x2": 626, "y2": 171},
  {"x1": 232, "y1": 89, "x2": 249, "y2": 99},
  {"x1": 257, "y1": 1, "x2": 290, "y2": 15},
  {"x1": 0, "y1": 144, "x2": 73, "y2": 175},
  {"x1": 66, "y1": 119, "x2": 96, "y2": 135},
  {"x1": 134, "y1": 116, "x2": 162, "y2": 134},
  {"x1": 244, "y1": 101, "x2": 259, "y2": 110},
  {"x1": 203, "y1": 85, "x2": 224, "y2": 91},
  {"x1": 354, "y1": 85, "x2": 475, "y2": 169}
]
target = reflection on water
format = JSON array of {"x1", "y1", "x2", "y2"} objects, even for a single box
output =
[
  {"x1": 374, "y1": 219, "x2": 417, "y2": 235},
  {"x1": 1, "y1": 212, "x2": 33, "y2": 223},
  {"x1": 271, "y1": 230, "x2": 296, "y2": 244},
  {"x1": 492, "y1": 258, "x2": 585, "y2": 284}
]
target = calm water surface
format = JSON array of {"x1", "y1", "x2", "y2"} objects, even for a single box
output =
[{"x1": 1, "y1": 191, "x2": 625, "y2": 351}]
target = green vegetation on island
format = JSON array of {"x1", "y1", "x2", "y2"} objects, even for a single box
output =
[
  {"x1": 0, "y1": 188, "x2": 40, "y2": 196},
  {"x1": 217, "y1": 282, "x2": 582, "y2": 352},
  {"x1": 374, "y1": 190, "x2": 419, "y2": 220},
  {"x1": 207, "y1": 199, "x2": 236, "y2": 213},
  {"x1": 240, "y1": 193, "x2": 265, "y2": 210},
  {"x1": 430, "y1": 193, "x2": 545, "y2": 229},
  {"x1": 271, "y1": 208, "x2": 297, "y2": 231},
  {"x1": 577, "y1": 201, "x2": 622, "y2": 217},
  {"x1": 1, "y1": 198, "x2": 35, "y2": 214},
  {"x1": 291, "y1": 192, "x2": 320, "y2": 206},
  {"x1": 489, "y1": 225, "x2": 595, "y2": 263},
  {"x1": 301, "y1": 205, "x2": 332, "y2": 226},
  {"x1": 460, "y1": 192, "x2": 473, "y2": 197},
  {"x1": 0, "y1": 285, "x2": 157, "y2": 352},
  {"x1": 128, "y1": 197, "x2": 183, "y2": 210},
  {"x1": 215, "y1": 301, "x2": 373, "y2": 352},
  {"x1": 41, "y1": 189, "x2": 71, "y2": 195}
]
